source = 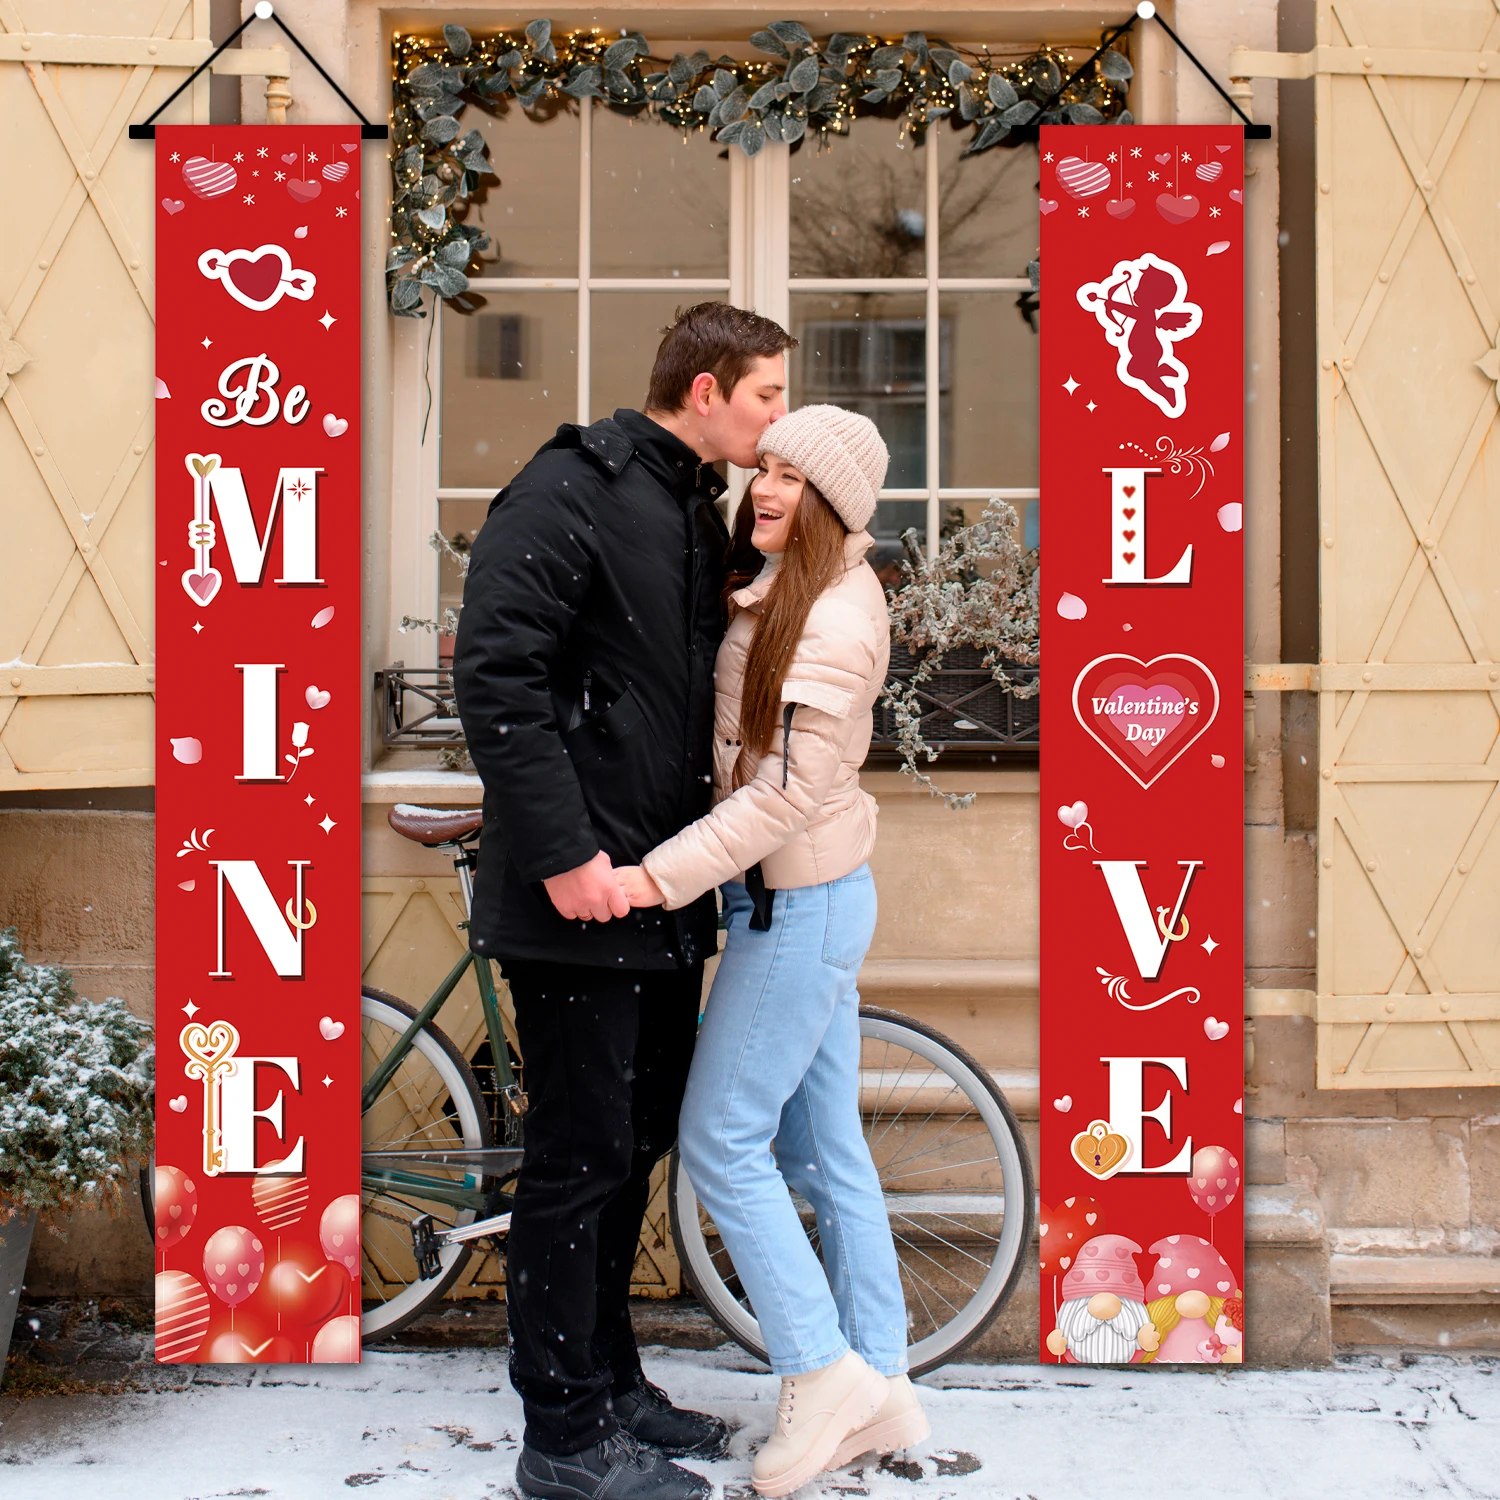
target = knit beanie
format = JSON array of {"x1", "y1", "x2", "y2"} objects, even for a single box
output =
[
  {"x1": 756, "y1": 404, "x2": 888, "y2": 533},
  {"x1": 1061, "y1": 1234, "x2": 1147, "y2": 1303}
]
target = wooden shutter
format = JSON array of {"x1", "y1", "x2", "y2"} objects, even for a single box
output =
[
  {"x1": 1236, "y1": 0, "x2": 1500, "y2": 1087},
  {"x1": 0, "y1": 2, "x2": 287, "y2": 789}
]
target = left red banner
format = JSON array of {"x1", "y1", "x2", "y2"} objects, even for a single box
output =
[{"x1": 154, "y1": 126, "x2": 362, "y2": 1365}]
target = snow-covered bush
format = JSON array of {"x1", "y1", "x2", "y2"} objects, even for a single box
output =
[{"x1": 0, "y1": 928, "x2": 154, "y2": 1220}]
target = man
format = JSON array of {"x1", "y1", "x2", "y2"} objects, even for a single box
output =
[{"x1": 454, "y1": 303, "x2": 796, "y2": 1500}]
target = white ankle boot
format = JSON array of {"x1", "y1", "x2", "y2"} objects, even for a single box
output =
[
  {"x1": 830, "y1": 1374, "x2": 930, "y2": 1467},
  {"x1": 751, "y1": 1351, "x2": 887, "y2": 1497}
]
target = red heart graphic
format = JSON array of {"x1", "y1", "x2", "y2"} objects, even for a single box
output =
[
  {"x1": 226, "y1": 250, "x2": 284, "y2": 305},
  {"x1": 341, "y1": 142, "x2": 359, "y2": 154},
  {"x1": 287, "y1": 178, "x2": 322, "y2": 203},
  {"x1": 1072, "y1": 654, "x2": 1221, "y2": 788},
  {"x1": 1195, "y1": 160, "x2": 1224, "y2": 184},
  {"x1": 181, "y1": 157, "x2": 236, "y2": 199},
  {"x1": 1105, "y1": 197, "x2": 1136, "y2": 219},
  {"x1": 1216, "y1": 144, "x2": 1231, "y2": 154},
  {"x1": 1156, "y1": 193, "x2": 1200, "y2": 224},
  {"x1": 320, "y1": 161, "x2": 350, "y2": 184},
  {"x1": 162, "y1": 197, "x2": 185, "y2": 215},
  {"x1": 1154, "y1": 152, "x2": 1172, "y2": 164},
  {"x1": 1122, "y1": 486, "x2": 1136, "y2": 498},
  {"x1": 1230, "y1": 189, "x2": 1244, "y2": 204},
  {"x1": 181, "y1": 568, "x2": 222, "y2": 605},
  {"x1": 1055, "y1": 156, "x2": 1111, "y2": 199},
  {"x1": 281, "y1": 152, "x2": 298, "y2": 164},
  {"x1": 1122, "y1": 507, "x2": 1136, "y2": 518},
  {"x1": 1122, "y1": 530, "x2": 1136, "y2": 542},
  {"x1": 1121, "y1": 551, "x2": 1136, "y2": 564},
  {"x1": 1039, "y1": 197, "x2": 1058, "y2": 215}
]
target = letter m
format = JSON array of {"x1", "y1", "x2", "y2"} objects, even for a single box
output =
[{"x1": 206, "y1": 466, "x2": 323, "y2": 584}]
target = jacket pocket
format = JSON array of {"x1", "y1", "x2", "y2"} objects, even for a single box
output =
[
  {"x1": 820, "y1": 866, "x2": 877, "y2": 970},
  {"x1": 562, "y1": 684, "x2": 645, "y2": 766}
]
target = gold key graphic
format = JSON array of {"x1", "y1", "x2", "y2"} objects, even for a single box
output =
[{"x1": 180, "y1": 1021, "x2": 240, "y2": 1176}]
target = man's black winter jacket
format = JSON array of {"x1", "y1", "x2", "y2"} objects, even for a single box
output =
[{"x1": 453, "y1": 409, "x2": 726, "y2": 969}]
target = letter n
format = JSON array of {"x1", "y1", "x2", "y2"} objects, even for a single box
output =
[{"x1": 211, "y1": 859, "x2": 311, "y2": 977}]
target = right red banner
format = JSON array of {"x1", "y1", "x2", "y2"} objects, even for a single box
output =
[{"x1": 1039, "y1": 124, "x2": 1245, "y2": 1366}]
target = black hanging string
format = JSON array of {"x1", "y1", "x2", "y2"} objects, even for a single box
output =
[
  {"x1": 130, "y1": 7, "x2": 387, "y2": 139},
  {"x1": 1147, "y1": 9, "x2": 1271, "y2": 139},
  {"x1": 1032, "y1": 7, "x2": 1271, "y2": 141}
]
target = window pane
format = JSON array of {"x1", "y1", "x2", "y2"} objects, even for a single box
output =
[
  {"x1": 590, "y1": 291, "x2": 726, "y2": 420},
  {"x1": 468, "y1": 100, "x2": 580, "y2": 274},
  {"x1": 791, "y1": 292, "x2": 931, "y2": 489},
  {"x1": 940, "y1": 292, "x2": 1038, "y2": 490},
  {"x1": 439, "y1": 295, "x2": 576, "y2": 487},
  {"x1": 791, "y1": 119, "x2": 925, "y2": 279},
  {"x1": 592, "y1": 108, "x2": 728, "y2": 276},
  {"x1": 437, "y1": 497, "x2": 489, "y2": 660},
  {"x1": 937, "y1": 131, "x2": 1040, "y2": 279}
]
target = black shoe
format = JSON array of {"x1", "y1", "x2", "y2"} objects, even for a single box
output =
[
  {"x1": 515, "y1": 1431, "x2": 711, "y2": 1500},
  {"x1": 612, "y1": 1376, "x2": 732, "y2": 1460}
]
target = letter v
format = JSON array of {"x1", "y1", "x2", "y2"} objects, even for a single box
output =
[{"x1": 1094, "y1": 860, "x2": 1203, "y2": 980}]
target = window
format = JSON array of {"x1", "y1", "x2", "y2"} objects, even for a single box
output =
[{"x1": 398, "y1": 80, "x2": 1040, "y2": 665}]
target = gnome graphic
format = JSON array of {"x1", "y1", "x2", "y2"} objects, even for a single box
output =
[
  {"x1": 1140, "y1": 1235, "x2": 1241, "y2": 1363},
  {"x1": 1044, "y1": 1233, "x2": 1160, "y2": 1363}
]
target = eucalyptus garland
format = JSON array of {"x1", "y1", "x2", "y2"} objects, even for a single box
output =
[{"x1": 388, "y1": 20, "x2": 1132, "y2": 315}]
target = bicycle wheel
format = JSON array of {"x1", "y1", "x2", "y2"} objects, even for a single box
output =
[
  {"x1": 670, "y1": 1004, "x2": 1033, "y2": 1377},
  {"x1": 360, "y1": 986, "x2": 494, "y2": 1339}
]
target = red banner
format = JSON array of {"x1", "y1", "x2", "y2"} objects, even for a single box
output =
[
  {"x1": 1039, "y1": 125, "x2": 1244, "y2": 1365},
  {"x1": 153, "y1": 126, "x2": 362, "y2": 1364}
]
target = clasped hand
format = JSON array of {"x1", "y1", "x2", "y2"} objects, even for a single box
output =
[{"x1": 542, "y1": 851, "x2": 664, "y2": 922}]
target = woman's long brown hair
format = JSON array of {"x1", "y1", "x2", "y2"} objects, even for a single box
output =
[{"x1": 722, "y1": 479, "x2": 849, "y2": 787}]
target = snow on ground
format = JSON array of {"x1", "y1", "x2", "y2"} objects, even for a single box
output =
[{"x1": 1, "y1": 1345, "x2": 1498, "y2": 1500}]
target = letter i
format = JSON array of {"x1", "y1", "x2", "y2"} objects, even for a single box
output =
[{"x1": 236, "y1": 663, "x2": 286, "y2": 780}]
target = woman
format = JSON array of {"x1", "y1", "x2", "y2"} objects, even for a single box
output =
[{"x1": 616, "y1": 405, "x2": 928, "y2": 1497}]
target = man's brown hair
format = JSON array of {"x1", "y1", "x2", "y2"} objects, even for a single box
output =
[{"x1": 645, "y1": 302, "x2": 797, "y2": 413}]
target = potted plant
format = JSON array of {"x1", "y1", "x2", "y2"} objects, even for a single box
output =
[
  {"x1": 0, "y1": 927, "x2": 153, "y2": 1376},
  {"x1": 884, "y1": 498, "x2": 1041, "y2": 807}
]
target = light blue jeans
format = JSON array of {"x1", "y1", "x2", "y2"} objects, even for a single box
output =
[{"x1": 678, "y1": 866, "x2": 908, "y2": 1376}]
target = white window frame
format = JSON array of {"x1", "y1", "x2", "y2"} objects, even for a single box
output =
[{"x1": 389, "y1": 101, "x2": 1041, "y2": 668}]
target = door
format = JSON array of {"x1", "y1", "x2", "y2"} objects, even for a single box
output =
[{"x1": 1237, "y1": 0, "x2": 1500, "y2": 1088}]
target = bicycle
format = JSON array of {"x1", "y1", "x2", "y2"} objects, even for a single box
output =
[{"x1": 146, "y1": 803, "x2": 1035, "y2": 1367}]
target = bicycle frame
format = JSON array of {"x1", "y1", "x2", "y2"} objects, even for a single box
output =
[{"x1": 361, "y1": 842, "x2": 522, "y2": 1216}]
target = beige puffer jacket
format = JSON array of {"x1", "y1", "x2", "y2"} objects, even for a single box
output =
[{"x1": 643, "y1": 530, "x2": 890, "y2": 910}]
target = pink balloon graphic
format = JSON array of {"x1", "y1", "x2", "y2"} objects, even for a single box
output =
[
  {"x1": 319, "y1": 1193, "x2": 360, "y2": 1274},
  {"x1": 311, "y1": 1312, "x2": 362, "y2": 1363},
  {"x1": 154, "y1": 1164, "x2": 198, "y2": 1248},
  {"x1": 202, "y1": 1224, "x2": 265, "y2": 1307},
  {"x1": 1186, "y1": 1144, "x2": 1242, "y2": 1218}
]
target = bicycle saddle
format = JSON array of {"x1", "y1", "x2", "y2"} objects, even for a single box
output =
[{"x1": 389, "y1": 803, "x2": 484, "y2": 846}]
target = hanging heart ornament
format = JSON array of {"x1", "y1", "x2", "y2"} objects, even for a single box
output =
[
  {"x1": 1055, "y1": 157, "x2": 1111, "y2": 198},
  {"x1": 181, "y1": 157, "x2": 237, "y2": 199}
]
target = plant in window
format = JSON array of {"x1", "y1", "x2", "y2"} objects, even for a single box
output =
[
  {"x1": 884, "y1": 500, "x2": 1040, "y2": 808},
  {"x1": 388, "y1": 20, "x2": 1131, "y2": 315},
  {"x1": 399, "y1": 531, "x2": 475, "y2": 770}
]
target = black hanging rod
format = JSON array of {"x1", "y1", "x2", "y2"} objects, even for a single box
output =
[{"x1": 130, "y1": 1, "x2": 387, "y2": 140}]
